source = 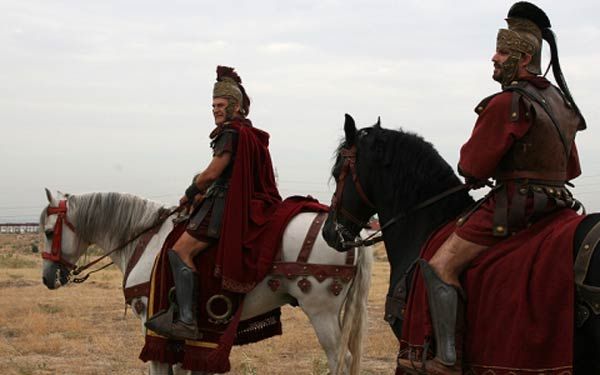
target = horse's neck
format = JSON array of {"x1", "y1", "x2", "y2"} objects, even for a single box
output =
[
  {"x1": 93, "y1": 232, "x2": 138, "y2": 275},
  {"x1": 378, "y1": 188, "x2": 472, "y2": 288},
  {"x1": 72, "y1": 193, "x2": 164, "y2": 276}
]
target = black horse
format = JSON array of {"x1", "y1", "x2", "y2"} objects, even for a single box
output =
[{"x1": 322, "y1": 114, "x2": 600, "y2": 373}]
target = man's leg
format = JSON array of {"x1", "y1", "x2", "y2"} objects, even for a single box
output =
[
  {"x1": 145, "y1": 232, "x2": 211, "y2": 340},
  {"x1": 397, "y1": 233, "x2": 487, "y2": 375},
  {"x1": 172, "y1": 232, "x2": 211, "y2": 270},
  {"x1": 428, "y1": 233, "x2": 487, "y2": 288}
]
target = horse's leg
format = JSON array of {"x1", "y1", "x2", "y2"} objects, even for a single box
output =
[
  {"x1": 295, "y1": 281, "x2": 351, "y2": 374},
  {"x1": 241, "y1": 278, "x2": 296, "y2": 320},
  {"x1": 171, "y1": 363, "x2": 213, "y2": 375},
  {"x1": 148, "y1": 361, "x2": 172, "y2": 375}
]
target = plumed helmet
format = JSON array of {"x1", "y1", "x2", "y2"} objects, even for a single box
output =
[
  {"x1": 498, "y1": 2, "x2": 585, "y2": 129},
  {"x1": 497, "y1": 2, "x2": 549, "y2": 75},
  {"x1": 213, "y1": 66, "x2": 251, "y2": 116}
]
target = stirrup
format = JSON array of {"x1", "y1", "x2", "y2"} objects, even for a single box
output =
[{"x1": 145, "y1": 302, "x2": 177, "y2": 337}]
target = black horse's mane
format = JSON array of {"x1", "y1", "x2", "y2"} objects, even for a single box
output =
[
  {"x1": 334, "y1": 125, "x2": 462, "y2": 208},
  {"x1": 381, "y1": 127, "x2": 459, "y2": 197}
]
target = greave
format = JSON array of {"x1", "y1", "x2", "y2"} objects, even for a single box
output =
[
  {"x1": 418, "y1": 259, "x2": 464, "y2": 366},
  {"x1": 168, "y1": 250, "x2": 198, "y2": 325}
]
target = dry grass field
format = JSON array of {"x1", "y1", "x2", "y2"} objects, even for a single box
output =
[{"x1": 0, "y1": 234, "x2": 397, "y2": 374}]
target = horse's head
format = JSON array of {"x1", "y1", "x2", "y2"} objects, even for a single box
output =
[
  {"x1": 323, "y1": 114, "x2": 381, "y2": 251},
  {"x1": 40, "y1": 189, "x2": 88, "y2": 289}
]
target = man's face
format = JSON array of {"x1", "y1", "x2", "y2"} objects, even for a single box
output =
[
  {"x1": 491, "y1": 49, "x2": 511, "y2": 82},
  {"x1": 212, "y1": 97, "x2": 230, "y2": 125}
]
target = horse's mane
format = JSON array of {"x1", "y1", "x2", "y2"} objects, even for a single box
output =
[
  {"x1": 334, "y1": 125, "x2": 462, "y2": 208},
  {"x1": 66, "y1": 192, "x2": 169, "y2": 249},
  {"x1": 379, "y1": 127, "x2": 460, "y2": 201}
]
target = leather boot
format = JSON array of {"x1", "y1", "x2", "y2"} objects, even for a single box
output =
[
  {"x1": 397, "y1": 259, "x2": 464, "y2": 375},
  {"x1": 145, "y1": 250, "x2": 202, "y2": 340}
]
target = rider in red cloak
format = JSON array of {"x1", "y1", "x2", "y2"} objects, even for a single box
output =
[
  {"x1": 145, "y1": 66, "x2": 282, "y2": 340},
  {"x1": 398, "y1": 2, "x2": 586, "y2": 373}
]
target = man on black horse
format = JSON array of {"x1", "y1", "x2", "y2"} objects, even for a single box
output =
[{"x1": 399, "y1": 2, "x2": 586, "y2": 374}]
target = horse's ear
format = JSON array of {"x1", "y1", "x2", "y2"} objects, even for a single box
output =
[
  {"x1": 344, "y1": 114, "x2": 357, "y2": 146},
  {"x1": 45, "y1": 188, "x2": 53, "y2": 203},
  {"x1": 374, "y1": 116, "x2": 381, "y2": 129},
  {"x1": 45, "y1": 188, "x2": 61, "y2": 206}
]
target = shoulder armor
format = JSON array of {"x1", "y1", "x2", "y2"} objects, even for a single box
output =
[
  {"x1": 474, "y1": 93, "x2": 502, "y2": 115},
  {"x1": 210, "y1": 126, "x2": 238, "y2": 156},
  {"x1": 210, "y1": 125, "x2": 239, "y2": 140}
]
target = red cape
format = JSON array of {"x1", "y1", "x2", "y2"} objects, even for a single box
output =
[
  {"x1": 213, "y1": 119, "x2": 283, "y2": 293},
  {"x1": 398, "y1": 209, "x2": 585, "y2": 375}
]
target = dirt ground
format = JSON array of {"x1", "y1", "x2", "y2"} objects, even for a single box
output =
[{"x1": 0, "y1": 234, "x2": 398, "y2": 374}]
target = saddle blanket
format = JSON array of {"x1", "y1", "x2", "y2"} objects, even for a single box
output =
[
  {"x1": 397, "y1": 208, "x2": 585, "y2": 375},
  {"x1": 140, "y1": 196, "x2": 328, "y2": 373}
]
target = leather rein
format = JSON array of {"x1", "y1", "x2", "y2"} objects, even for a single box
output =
[
  {"x1": 332, "y1": 145, "x2": 472, "y2": 249},
  {"x1": 43, "y1": 200, "x2": 180, "y2": 283}
]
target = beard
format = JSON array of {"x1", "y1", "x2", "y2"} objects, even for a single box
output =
[{"x1": 492, "y1": 63, "x2": 503, "y2": 83}]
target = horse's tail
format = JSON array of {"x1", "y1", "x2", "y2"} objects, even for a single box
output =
[{"x1": 334, "y1": 244, "x2": 373, "y2": 375}]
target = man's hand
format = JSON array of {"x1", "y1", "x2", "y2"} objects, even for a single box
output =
[{"x1": 465, "y1": 177, "x2": 489, "y2": 190}]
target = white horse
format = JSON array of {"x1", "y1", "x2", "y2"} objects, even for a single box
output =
[{"x1": 40, "y1": 190, "x2": 372, "y2": 375}]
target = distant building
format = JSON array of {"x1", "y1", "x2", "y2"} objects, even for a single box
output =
[{"x1": 0, "y1": 223, "x2": 39, "y2": 234}]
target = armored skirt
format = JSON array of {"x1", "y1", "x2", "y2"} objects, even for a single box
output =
[{"x1": 186, "y1": 126, "x2": 238, "y2": 243}]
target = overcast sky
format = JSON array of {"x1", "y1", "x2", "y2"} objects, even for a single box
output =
[{"x1": 1, "y1": 0, "x2": 599, "y2": 223}]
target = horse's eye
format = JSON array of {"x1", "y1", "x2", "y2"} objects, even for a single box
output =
[{"x1": 45, "y1": 230, "x2": 53, "y2": 239}]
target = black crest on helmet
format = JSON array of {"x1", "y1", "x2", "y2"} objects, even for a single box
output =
[{"x1": 507, "y1": 2, "x2": 551, "y2": 30}]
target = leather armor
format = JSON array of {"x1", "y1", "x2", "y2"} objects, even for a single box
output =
[
  {"x1": 494, "y1": 81, "x2": 583, "y2": 182},
  {"x1": 187, "y1": 126, "x2": 238, "y2": 238}
]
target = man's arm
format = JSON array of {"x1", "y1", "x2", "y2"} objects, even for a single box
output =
[
  {"x1": 194, "y1": 152, "x2": 232, "y2": 192},
  {"x1": 182, "y1": 152, "x2": 232, "y2": 205},
  {"x1": 459, "y1": 93, "x2": 531, "y2": 180}
]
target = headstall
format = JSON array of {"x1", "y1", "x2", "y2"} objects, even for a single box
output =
[{"x1": 43, "y1": 199, "x2": 180, "y2": 283}]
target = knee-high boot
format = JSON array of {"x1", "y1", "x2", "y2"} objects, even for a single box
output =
[
  {"x1": 397, "y1": 259, "x2": 464, "y2": 375},
  {"x1": 145, "y1": 250, "x2": 201, "y2": 340}
]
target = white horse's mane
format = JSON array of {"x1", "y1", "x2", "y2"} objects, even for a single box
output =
[{"x1": 66, "y1": 192, "x2": 170, "y2": 249}]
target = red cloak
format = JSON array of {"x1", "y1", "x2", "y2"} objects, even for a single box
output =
[
  {"x1": 397, "y1": 209, "x2": 585, "y2": 374},
  {"x1": 213, "y1": 119, "x2": 283, "y2": 293}
]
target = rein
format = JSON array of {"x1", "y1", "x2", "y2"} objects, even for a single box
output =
[
  {"x1": 341, "y1": 183, "x2": 472, "y2": 248},
  {"x1": 44, "y1": 200, "x2": 182, "y2": 283}
]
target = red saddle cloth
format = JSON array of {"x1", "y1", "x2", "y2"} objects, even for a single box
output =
[
  {"x1": 140, "y1": 196, "x2": 328, "y2": 373},
  {"x1": 397, "y1": 208, "x2": 585, "y2": 375}
]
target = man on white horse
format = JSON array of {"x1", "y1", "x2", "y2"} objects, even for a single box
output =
[
  {"x1": 145, "y1": 66, "x2": 282, "y2": 340},
  {"x1": 398, "y1": 2, "x2": 586, "y2": 374}
]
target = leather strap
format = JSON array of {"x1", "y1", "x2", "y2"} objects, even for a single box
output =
[
  {"x1": 508, "y1": 184, "x2": 527, "y2": 230},
  {"x1": 123, "y1": 281, "x2": 150, "y2": 304},
  {"x1": 122, "y1": 227, "x2": 161, "y2": 289},
  {"x1": 506, "y1": 84, "x2": 570, "y2": 159},
  {"x1": 493, "y1": 184, "x2": 509, "y2": 237},
  {"x1": 297, "y1": 212, "x2": 327, "y2": 263},
  {"x1": 270, "y1": 211, "x2": 356, "y2": 282},
  {"x1": 574, "y1": 221, "x2": 600, "y2": 286}
]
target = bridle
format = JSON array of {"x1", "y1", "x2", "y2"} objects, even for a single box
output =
[
  {"x1": 330, "y1": 145, "x2": 377, "y2": 246},
  {"x1": 43, "y1": 199, "x2": 179, "y2": 283},
  {"x1": 330, "y1": 145, "x2": 474, "y2": 249},
  {"x1": 43, "y1": 200, "x2": 77, "y2": 270}
]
